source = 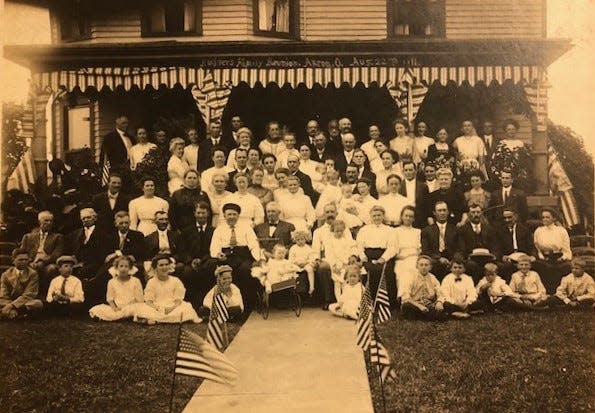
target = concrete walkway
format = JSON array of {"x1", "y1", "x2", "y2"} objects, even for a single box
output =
[{"x1": 183, "y1": 308, "x2": 373, "y2": 413}]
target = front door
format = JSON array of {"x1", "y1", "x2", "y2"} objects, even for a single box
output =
[{"x1": 67, "y1": 106, "x2": 91, "y2": 150}]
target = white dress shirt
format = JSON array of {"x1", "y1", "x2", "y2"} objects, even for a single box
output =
[
  {"x1": 46, "y1": 275, "x2": 85, "y2": 303},
  {"x1": 157, "y1": 230, "x2": 170, "y2": 251},
  {"x1": 210, "y1": 222, "x2": 261, "y2": 261},
  {"x1": 404, "y1": 179, "x2": 417, "y2": 206},
  {"x1": 439, "y1": 273, "x2": 478, "y2": 306}
]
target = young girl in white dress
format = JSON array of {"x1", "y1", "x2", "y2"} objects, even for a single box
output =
[
  {"x1": 128, "y1": 177, "x2": 169, "y2": 236},
  {"x1": 135, "y1": 254, "x2": 201, "y2": 324},
  {"x1": 324, "y1": 220, "x2": 359, "y2": 301},
  {"x1": 288, "y1": 230, "x2": 316, "y2": 295},
  {"x1": 89, "y1": 256, "x2": 144, "y2": 321},
  {"x1": 329, "y1": 265, "x2": 364, "y2": 320}
]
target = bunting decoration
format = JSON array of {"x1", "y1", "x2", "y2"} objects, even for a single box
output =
[{"x1": 191, "y1": 70, "x2": 233, "y2": 126}]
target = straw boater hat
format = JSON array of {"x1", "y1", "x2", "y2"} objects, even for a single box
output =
[
  {"x1": 56, "y1": 255, "x2": 77, "y2": 266},
  {"x1": 469, "y1": 248, "x2": 495, "y2": 260}
]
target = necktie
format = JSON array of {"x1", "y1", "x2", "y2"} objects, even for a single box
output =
[
  {"x1": 455, "y1": 278, "x2": 462, "y2": 283},
  {"x1": 503, "y1": 189, "x2": 509, "y2": 205},
  {"x1": 438, "y1": 225, "x2": 446, "y2": 252},
  {"x1": 229, "y1": 227, "x2": 238, "y2": 247},
  {"x1": 511, "y1": 226, "x2": 518, "y2": 251},
  {"x1": 159, "y1": 232, "x2": 169, "y2": 250},
  {"x1": 60, "y1": 277, "x2": 67, "y2": 295},
  {"x1": 38, "y1": 232, "x2": 47, "y2": 253},
  {"x1": 84, "y1": 228, "x2": 92, "y2": 244},
  {"x1": 119, "y1": 233, "x2": 126, "y2": 250}
]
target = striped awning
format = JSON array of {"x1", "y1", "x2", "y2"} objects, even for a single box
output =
[{"x1": 32, "y1": 65, "x2": 545, "y2": 92}]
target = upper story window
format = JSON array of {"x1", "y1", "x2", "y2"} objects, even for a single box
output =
[
  {"x1": 388, "y1": 0, "x2": 445, "y2": 37},
  {"x1": 253, "y1": 0, "x2": 299, "y2": 39},
  {"x1": 58, "y1": 0, "x2": 91, "y2": 41},
  {"x1": 142, "y1": 0, "x2": 202, "y2": 36}
]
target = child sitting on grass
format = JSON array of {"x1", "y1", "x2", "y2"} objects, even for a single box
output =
[
  {"x1": 253, "y1": 244, "x2": 300, "y2": 294},
  {"x1": 288, "y1": 230, "x2": 316, "y2": 295},
  {"x1": 328, "y1": 264, "x2": 363, "y2": 320},
  {"x1": 508, "y1": 254, "x2": 548, "y2": 310},
  {"x1": 324, "y1": 219, "x2": 358, "y2": 301},
  {"x1": 46, "y1": 255, "x2": 85, "y2": 316},
  {"x1": 547, "y1": 257, "x2": 595, "y2": 310},
  {"x1": 0, "y1": 248, "x2": 43, "y2": 319},
  {"x1": 439, "y1": 259, "x2": 481, "y2": 319},
  {"x1": 134, "y1": 253, "x2": 201, "y2": 324},
  {"x1": 400, "y1": 255, "x2": 446, "y2": 320},
  {"x1": 89, "y1": 255, "x2": 144, "y2": 321},
  {"x1": 475, "y1": 262, "x2": 522, "y2": 312},
  {"x1": 201, "y1": 265, "x2": 244, "y2": 321}
]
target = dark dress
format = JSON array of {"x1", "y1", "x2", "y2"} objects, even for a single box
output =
[
  {"x1": 168, "y1": 187, "x2": 212, "y2": 231},
  {"x1": 426, "y1": 143, "x2": 456, "y2": 173}
]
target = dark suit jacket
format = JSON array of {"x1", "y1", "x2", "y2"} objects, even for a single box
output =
[
  {"x1": 399, "y1": 178, "x2": 429, "y2": 227},
  {"x1": 91, "y1": 191, "x2": 132, "y2": 230},
  {"x1": 145, "y1": 230, "x2": 180, "y2": 259},
  {"x1": 106, "y1": 229, "x2": 147, "y2": 262},
  {"x1": 99, "y1": 130, "x2": 135, "y2": 170},
  {"x1": 421, "y1": 222, "x2": 459, "y2": 261},
  {"x1": 20, "y1": 229, "x2": 64, "y2": 265},
  {"x1": 310, "y1": 146, "x2": 336, "y2": 163},
  {"x1": 291, "y1": 170, "x2": 316, "y2": 200},
  {"x1": 482, "y1": 135, "x2": 500, "y2": 162},
  {"x1": 487, "y1": 187, "x2": 528, "y2": 223},
  {"x1": 198, "y1": 138, "x2": 235, "y2": 172},
  {"x1": 425, "y1": 187, "x2": 467, "y2": 226},
  {"x1": 495, "y1": 223, "x2": 535, "y2": 260},
  {"x1": 457, "y1": 222, "x2": 498, "y2": 258},
  {"x1": 66, "y1": 226, "x2": 109, "y2": 274},
  {"x1": 253, "y1": 220, "x2": 296, "y2": 253},
  {"x1": 177, "y1": 224, "x2": 215, "y2": 264}
]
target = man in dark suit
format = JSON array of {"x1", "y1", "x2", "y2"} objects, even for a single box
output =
[
  {"x1": 495, "y1": 207, "x2": 536, "y2": 280},
  {"x1": 399, "y1": 161, "x2": 429, "y2": 228},
  {"x1": 457, "y1": 204, "x2": 498, "y2": 281},
  {"x1": 177, "y1": 202, "x2": 217, "y2": 306},
  {"x1": 91, "y1": 173, "x2": 131, "y2": 231},
  {"x1": 254, "y1": 201, "x2": 296, "y2": 257},
  {"x1": 226, "y1": 148, "x2": 251, "y2": 192},
  {"x1": 99, "y1": 115, "x2": 134, "y2": 175},
  {"x1": 145, "y1": 210, "x2": 180, "y2": 260},
  {"x1": 226, "y1": 115, "x2": 244, "y2": 145},
  {"x1": 301, "y1": 119, "x2": 320, "y2": 149},
  {"x1": 334, "y1": 132, "x2": 357, "y2": 177},
  {"x1": 487, "y1": 169, "x2": 528, "y2": 224},
  {"x1": 326, "y1": 119, "x2": 342, "y2": 152},
  {"x1": 421, "y1": 201, "x2": 459, "y2": 280},
  {"x1": 481, "y1": 120, "x2": 500, "y2": 191},
  {"x1": 20, "y1": 210, "x2": 63, "y2": 296},
  {"x1": 310, "y1": 132, "x2": 336, "y2": 163},
  {"x1": 286, "y1": 154, "x2": 316, "y2": 202},
  {"x1": 425, "y1": 168, "x2": 467, "y2": 227},
  {"x1": 198, "y1": 121, "x2": 234, "y2": 172}
]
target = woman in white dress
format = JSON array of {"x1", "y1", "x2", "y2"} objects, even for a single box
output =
[
  {"x1": 247, "y1": 147, "x2": 262, "y2": 171},
  {"x1": 134, "y1": 254, "x2": 201, "y2": 324},
  {"x1": 278, "y1": 175, "x2": 315, "y2": 232},
  {"x1": 378, "y1": 174, "x2": 409, "y2": 226},
  {"x1": 412, "y1": 121, "x2": 435, "y2": 167},
  {"x1": 129, "y1": 177, "x2": 169, "y2": 236},
  {"x1": 298, "y1": 144, "x2": 324, "y2": 193},
  {"x1": 360, "y1": 124, "x2": 382, "y2": 163},
  {"x1": 167, "y1": 137, "x2": 190, "y2": 195},
  {"x1": 89, "y1": 256, "x2": 144, "y2": 321},
  {"x1": 393, "y1": 206, "x2": 421, "y2": 298},
  {"x1": 209, "y1": 173, "x2": 231, "y2": 227},
  {"x1": 453, "y1": 120, "x2": 487, "y2": 178},
  {"x1": 375, "y1": 150, "x2": 402, "y2": 195},
  {"x1": 261, "y1": 153, "x2": 279, "y2": 191},
  {"x1": 201, "y1": 147, "x2": 232, "y2": 194},
  {"x1": 354, "y1": 178, "x2": 379, "y2": 225},
  {"x1": 220, "y1": 173, "x2": 264, "y2": 227},
  {"x1": 389, "y1": 119, "x2": 415, "y2": 163},
  {"x1": 129, "y1": 127, "x2": 157, "y2": 171},
  {"x1": 227, "y1": 127, "x2": 253, "y2": 169},
  {"x1": 500, "y1": 119, "x2": 525, "y2": 150},
  {"x1": 182, "y1": 128, "x2": 200, "y2": 171}
]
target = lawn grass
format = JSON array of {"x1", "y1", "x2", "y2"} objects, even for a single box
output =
[
  {"x1": 369, "y1": 311, "x2": 595, "y2": 413},
  {"x1": 0, "y1": 318, "x2": 241, "y2": 413}
]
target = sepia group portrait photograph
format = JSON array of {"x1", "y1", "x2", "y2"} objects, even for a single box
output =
[{"x1": 0, "y1": 0, "x2": 593, "y2": 412}]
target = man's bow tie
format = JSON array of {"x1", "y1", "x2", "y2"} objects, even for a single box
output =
[
  {"x1": 269, "y1": 222, "x2": 278, "y2": 227},
  {"x1": 455, "y1": 278, "x2": 462, "y2": 282}
]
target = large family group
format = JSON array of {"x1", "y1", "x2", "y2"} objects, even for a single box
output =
[{"x1": 1, "y1": 115, "x2": 593, "y2": 323}]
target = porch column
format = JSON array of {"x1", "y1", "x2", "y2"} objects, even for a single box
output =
[{"x1": 524, "y1": 80, "x2": 549, "y2": 195}]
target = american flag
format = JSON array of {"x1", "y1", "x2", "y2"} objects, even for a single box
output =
[
  {"x1": 100, "y1": 157, "x2": 111, "y2": 187},
  {"x1": 191, "y1": 70, "x2": 232, "y2": 125},
  {"x1": 206, "y1": 291, "x2": 229, "y2": 350},
  {"x1": 356, "y1": 283, "x2": 373, "y2": 351},
  {"x1": 547, "y1": 145, "x2": 581, "y2": 227},
  {"x1": 6, "y1": 147, "x2": 37, "y2": 193},
  {"x1": 374, "y1": 264, "x2": 392, "y2": 324},
  {"x1": 175, "y1": 328, "x2": 238, "y2": 386},
  {"x1": 370, "y1": 334, "x2": 397, "y2": 384}
]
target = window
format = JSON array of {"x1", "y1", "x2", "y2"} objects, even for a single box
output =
[
  {"x1": 388, "y1": 0, "x2": 445, "y2": 38},
  {"x1": 142, "y1": 0, "x2": 202, "y2": 36},
  {"x1": 58, "y1": 0, "x2": 91, "y2": 41},
  {"x1": 253, "y1": 0, "x2": 299, "y2": 39}
]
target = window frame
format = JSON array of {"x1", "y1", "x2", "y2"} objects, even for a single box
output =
[
  {"x1": 387, "y1": 0, "x2": 446, "y2": 39},
  {"x1": 252, "y1": 0, "x2": 300, "y2": 40},
  {"x1": 57, "y1": 0, "x2": 92, "y2": 42},
  {"x1": 141, "y1": 0, "x2": 203, "y2": 38}
]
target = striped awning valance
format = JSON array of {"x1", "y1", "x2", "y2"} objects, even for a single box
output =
[{"x1": 32, "y1": 65, "x2": 545, "y2": 92}]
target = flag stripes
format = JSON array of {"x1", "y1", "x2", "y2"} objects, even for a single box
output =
[
  {"x1": 191, "y1": 70, "x2": 232, "y2": 125},
  {"x1": 356, "y1": 284, "x2": 373, "y2": 351},
  {"x1": 370, "y1": 337, "x2": 397, "y2": 383},
  {"x1": 101, "y1": 158, "x2": 111, "y2": 187},
  {"x1": 206, "y1": 292, "x2": 230, "y2": 350},
  {"x1": 547, "y1": 145, "x2": 581, "y2": 227},
  {"x1": 175, "y1": 328, "x2": 238, "y2": 386},
  {"x1": 374, "y1": 265, "x2": 392, "y2": 324},
  {"x1": 523, "y1": 82, "x2": 548, "y2": 132},
  {"x1": 6, "y1": 148, "x2": 37, "y2": 193}
]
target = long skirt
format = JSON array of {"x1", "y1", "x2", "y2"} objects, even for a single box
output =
[
  {"x1": 89, "y1": 303, "x2": 140, "y2": 321},
  {"x1": 394, "y1": 255, "x2": 419, "y2": 298},
  {"x1": 135, "y1": 302, "x2": 201, "y2": 323}
]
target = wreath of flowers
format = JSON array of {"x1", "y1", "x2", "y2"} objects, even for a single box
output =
[{"x1": 490, "y1": 143, "x2": 533, "y2": 190}]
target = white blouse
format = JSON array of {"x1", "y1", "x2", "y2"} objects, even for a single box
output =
[
  {"x1": 130, "y1": 142, "x2": 157, "y2": 170},
  {"x1": 220, "y1": 192, "x2": 265, "y2": 227},
  {"x1": 277, "y1": 191, "x2": 316, "y2": 231}
]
